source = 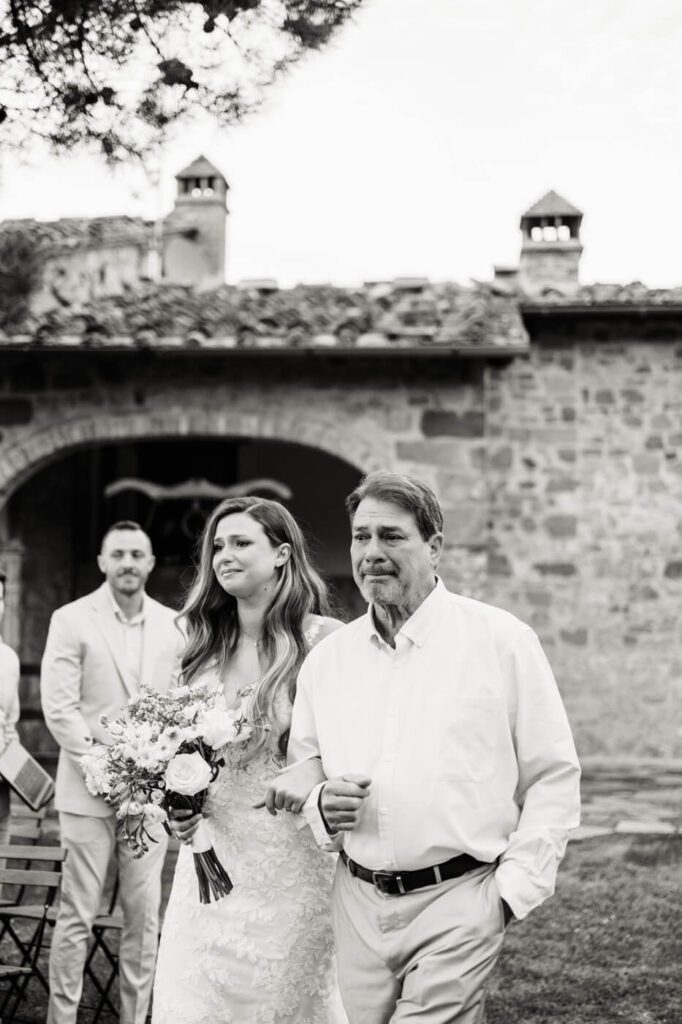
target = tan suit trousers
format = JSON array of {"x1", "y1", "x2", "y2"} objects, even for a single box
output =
[
  {"x1": 47, "y1": 811, "x2": 167, "y2": 1024},
  {"x1": 331, "y1": 860, "x2": 506, "y2": 1024}
]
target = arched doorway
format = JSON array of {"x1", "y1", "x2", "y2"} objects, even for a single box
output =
[{"x1": 8, "y1": 436, "x2": 364, "y2": 669}]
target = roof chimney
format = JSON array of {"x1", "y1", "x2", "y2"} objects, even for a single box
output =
[{"x1": 518, "y1": 190, "x2": 583, "y2": 296}]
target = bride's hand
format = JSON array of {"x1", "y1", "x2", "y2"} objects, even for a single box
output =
[
  {"x1": 168, "y1": 808, "x2": 203, "y2": 844},
  {"x1": 255, "y1": 757, "x2": 327, "y2": 816}
]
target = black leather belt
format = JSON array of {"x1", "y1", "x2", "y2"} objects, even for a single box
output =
[{"x1": 339, "y1": 848, "x2": 487, "y2": 896}]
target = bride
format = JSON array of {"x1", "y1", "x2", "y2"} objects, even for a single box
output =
[{"x1": 152, "y1": 496, "x2": 345, "y2": 1024}]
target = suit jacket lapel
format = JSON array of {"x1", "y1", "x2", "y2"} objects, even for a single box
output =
[{"x1": 90, "y1": 584, "x2": 136, "y2": 699}]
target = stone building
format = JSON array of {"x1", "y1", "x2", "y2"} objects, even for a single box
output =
[
  {"x1": 0, "y1": 155, "x2": 228, "y2": 315},
  {"x1": 1, "y1": 174, "x2": 681, "y2": 768}
]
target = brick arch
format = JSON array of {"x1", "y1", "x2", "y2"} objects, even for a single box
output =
[{"x1": 0, "y1": 407, "x2": 389, "y2": 509}]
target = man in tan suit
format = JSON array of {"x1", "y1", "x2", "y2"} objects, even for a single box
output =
[{"x1": 41, "y1": 521, "x2": 183, "y2": 1024}]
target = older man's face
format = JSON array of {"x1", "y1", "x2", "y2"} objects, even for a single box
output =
[{"x1": 350, "y1": 498, "x2": 442, "y2": 611}]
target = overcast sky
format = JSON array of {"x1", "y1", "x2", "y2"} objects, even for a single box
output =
[{"x1": 1, "y1": 0, "x2": 681, "y2": 288}]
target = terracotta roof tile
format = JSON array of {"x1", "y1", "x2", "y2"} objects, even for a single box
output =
[
  {"x1": 0, "y1": 280, "x2": 530, "y2": 351},
  {"x1": 0, "y1": 216, "x2": 152, "y2": 252}
]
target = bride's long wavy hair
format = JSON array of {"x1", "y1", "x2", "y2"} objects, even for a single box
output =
[{"x1": 180, "y1": 496, "x2": 332, "y2": 759}]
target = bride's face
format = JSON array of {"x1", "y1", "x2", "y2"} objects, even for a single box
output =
[{"x1": 212, "y1": 512, "x2": 289, "y2": 600}]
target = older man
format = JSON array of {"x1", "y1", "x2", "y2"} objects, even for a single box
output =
[
  {"x1": 41, "y1": 521, "x2": 183, "y2": 1024},
  {"x1": 278, "y1": 471, "x2": 580, "y2": 1024}
]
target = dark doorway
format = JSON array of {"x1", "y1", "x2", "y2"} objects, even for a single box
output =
[{"x1": 9, "y1": 437, "x2": 364, "y2": 666}]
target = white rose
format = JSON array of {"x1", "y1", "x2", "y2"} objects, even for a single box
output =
[
  {"x1": 197, "y1": 708, "x2": 240, "y2": 749},
  {"x1": 164, "y1": 751, "x2": 213, "y2": 795}
]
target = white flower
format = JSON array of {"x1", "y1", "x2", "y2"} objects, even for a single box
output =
[
  {"x1": 171, "y1": 685, "x2": 190, "y2": 698},
  {"x1": 149, "y1": 736, "x2": 178, "y2": 762},
  {"x1": 136, "y1": 722, "x2": 155, "y2": 744},
  {"x1": 137, "y1": 752, "x2": 161, "y2": 771},
  {"x1": 142, "y1": 803, "x2": 167, "y2": 825},
  {"x1": 181, "y1": 702, "x2": 201, "y2": 723},
  {"x1": 197, "y1": 707, "x2": 241, "y2": 749},
  {"x1": 165, "y1": 751, "x2": 213, "y2": 795},
  {"x1": 81, "y1": 748, "x2": 112, "y2": 796}
]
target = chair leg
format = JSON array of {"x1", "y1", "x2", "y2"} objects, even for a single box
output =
[
  {"x1": 85, "y1": 928, "x2": 119, "y2": 1020},
  {"x1": 0, "y1": 918, "x2": 50, "y2": 993}
]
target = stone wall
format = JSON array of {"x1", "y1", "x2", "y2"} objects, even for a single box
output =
[
  {"x1": 0, "y1": 350, "x2": 490, "y2": 680},
  {"x1": 32, "y1": 242, "x2": 149, "y2": 314},
  {"x1": 1, "y1": 337, "x2": 681, "y2": 762},
  {"x1": 484, "y1": 330, "x2": 682, "y2": 760}
]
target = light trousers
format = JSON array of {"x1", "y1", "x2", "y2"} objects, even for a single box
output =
[
  {"x1": 47, "y1": 811, "x2": 168, "y2": 1024},
  {"x1": 332, "y1": 860, "x2": 506, "y2": 1024}
]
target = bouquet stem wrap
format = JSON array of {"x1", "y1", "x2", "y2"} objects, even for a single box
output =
[
  {"x1": 169, "y1": 792, "x2": 233, "y2": 904},
  {"x1": 190, "y1": 817, "x2": 233, "y2": 903}
]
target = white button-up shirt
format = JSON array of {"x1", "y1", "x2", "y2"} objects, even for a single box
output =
[
  {"x1": 106, "y1": 586, "x2": 145, "y2": 692},
  {"x1": 291, "y1": 579, "x2": 581, "y2": 920}
]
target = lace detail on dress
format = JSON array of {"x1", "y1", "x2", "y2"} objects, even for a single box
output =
[{"x1": 152, "y1": 617, "x2": 338, "y2": 1024}]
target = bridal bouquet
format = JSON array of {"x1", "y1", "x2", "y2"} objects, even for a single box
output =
[{"x1": 81, "y1": 683, "x2": 252, "y2": 903}]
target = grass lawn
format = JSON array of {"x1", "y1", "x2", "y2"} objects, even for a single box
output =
[
  {"x1": 485, "y1": 834, "x2": 682, "y2": 1024},
  {"x1": 4, "y1": 832, "x2": 681, "y2": 1022}
]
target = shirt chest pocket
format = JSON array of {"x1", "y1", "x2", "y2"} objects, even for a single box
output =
[{"x1": 427, "y1": 696, "x2": 502, "y2": 783}]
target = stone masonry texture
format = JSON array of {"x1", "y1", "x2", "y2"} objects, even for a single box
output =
[{"x1": 2, "y1": 323, "x2": 682, "y2": 762}]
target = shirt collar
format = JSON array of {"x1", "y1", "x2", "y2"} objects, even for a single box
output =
[
  {"x1": 105, "y1": 583, "x2": 146, "y2": 625},
  {"x1": 365, "y1": 576, "x2": 446, "y2": 649}
]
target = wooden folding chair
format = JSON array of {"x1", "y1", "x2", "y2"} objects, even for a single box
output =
[
  {"x1": 0, "y1": 844, "x2": 66, "y2": 1021},
  {"x1": 8, "y1": 806, "x2": 46, "y2": 844}
]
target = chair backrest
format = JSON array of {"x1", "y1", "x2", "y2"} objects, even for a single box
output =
[
  {"x1": 9, "y1": 819, "x2": 42, "y2": 842},
  {"x1": 8, "y1": 804, "x2": 47, "y2": 843},
  {"x1": 0, "y1": 844, "x2": 66, "y2": 909},
  {"x1": 9, "y1": 805, "x2": 47, "y2": 822}
]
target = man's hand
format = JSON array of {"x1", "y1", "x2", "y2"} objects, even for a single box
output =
[
  {"x1": 320, "y1": 774, "x2": 372, "y2": 832},
  {"x1": 255, "y1": 758, "x2": 327, "y2": 816}
]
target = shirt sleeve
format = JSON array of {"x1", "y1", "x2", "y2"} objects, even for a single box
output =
[
  {"x1": 288, "y1": 653, "x2": 343, "y2": 852},
  {"x1": 40, "y1": 610, "x2": 94, "y2": 758},
  {"x1": 0, "y1": 645, "x2": 21, "y2": 751},
  {"x1": 495, "y1": 628, "x2": 581, "y2": 921}
]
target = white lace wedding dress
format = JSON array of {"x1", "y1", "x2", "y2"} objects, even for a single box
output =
[{"x1": 152, "y1": 624, "x2": 342, "y2": 1024}]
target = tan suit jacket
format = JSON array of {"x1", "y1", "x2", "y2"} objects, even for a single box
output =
[{"x1": 41, "y1": 583, "x2": 183, "y2": 816}]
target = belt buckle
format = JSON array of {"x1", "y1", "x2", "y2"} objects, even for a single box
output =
[{"x1": 372, "y1": 871, "x2": 404, "y2": 896}]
